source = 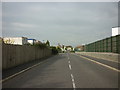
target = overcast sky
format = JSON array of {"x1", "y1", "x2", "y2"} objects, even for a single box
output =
[{"x1": 2, "y1": 2, "x2": 118, "y2": 47}]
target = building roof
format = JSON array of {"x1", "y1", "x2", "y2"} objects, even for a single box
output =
[
  {"x1": 3, "y1": 37, "x2": 28, "y2": 39},
  {"x1": 112, "y1": 26, "x2": 120, "y2": 28},
  {"x1": 27, "y1": 39, "x2": 36, "y2": 40},
  {"x1": 75, "y1": 45, "x2": 84, "y2": 48}
]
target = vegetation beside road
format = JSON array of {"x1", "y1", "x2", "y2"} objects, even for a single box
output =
[{"x1": 50, "y1": 46, "x2": 60, "y2": 55}]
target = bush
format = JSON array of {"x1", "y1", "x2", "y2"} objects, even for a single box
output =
[
  {"x1": 70, "y1": 50, "x2": 75, "y2": 53},
  {"x1": 33, "y1": 43, "x2": 48, "y2": 49},
  {"x1": 50, "y1": 46, "x2": 58, "y2": 55}
]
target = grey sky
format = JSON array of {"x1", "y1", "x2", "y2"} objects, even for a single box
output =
[{"x1": 2, "y1": 2, "x2": 118, "y2": 47}]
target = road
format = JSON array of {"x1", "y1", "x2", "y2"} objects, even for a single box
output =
[{"x1": 2, "y1": 53, "x2": 119, "y2": 88}]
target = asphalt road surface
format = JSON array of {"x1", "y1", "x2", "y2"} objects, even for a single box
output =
[{"x1": 2, "y1": 53, "x2": 119, "y2": 88}]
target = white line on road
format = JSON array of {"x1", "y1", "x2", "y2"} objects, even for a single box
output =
[
  {"x1": 67, "y1": 53, "x2": 76, "y2": 89},
  {"x1": 75, "y1": 53, "x2": 120, "y2": 64},
  {"x1": 0, "y1": 59, "x2": 49, "y2": 83},
  {"x1": 71, "y1": 74, "x2": 74, "y2": 78},
  {"x1": 75, "y1": 54, "x2": 120, "y2": 72},
  {"x1": 71, "y1": 74, "x2": 76, "y2": 90},
  {"x1": 67, "y1": 53, "x2": 70, "y2": 60},
  {"x1": 68, "y1": 61, "x2": 70, "y2": 64},
  {"x1": 73, "y1": 83, "x2": 76, "y2": 90},
  {"x1": 69, "y1": 64, "x2": 72, "y2": 70}
]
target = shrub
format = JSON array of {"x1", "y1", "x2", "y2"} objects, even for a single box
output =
[
  {"x1": 50, "y1": 46, "x2": 58, "y2": 55},
  {"x1": 33, "y1": 43, "x2": 48, "y2": 49}
]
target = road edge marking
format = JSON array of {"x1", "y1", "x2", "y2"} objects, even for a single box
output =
[
  {"x1": 0, "y1": 59, "x2": 48, "y2": 83},
  {"x1": 75, "y1": 54, "x2": 120, "y2": 72},
  {"x1": 75, "y1": 53, "x2": 120, "y2": 64}
]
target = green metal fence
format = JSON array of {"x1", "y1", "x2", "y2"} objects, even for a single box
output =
[{"x1": 85, "y1": 34, "x2": 120, "y2": 54}]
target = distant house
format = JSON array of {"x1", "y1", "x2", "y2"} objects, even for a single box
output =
[
  {"x1": 112, "y1": 26, "x2": 120, "y2": 36},
  {"x1": 66, "y1": 46, "x2": 73, "y2": 51},
  {"x1": 3, "y1": 37, "x2": 28, "y2": 45},
  {"x1": 75, "y1": 45, "x2": 84, "y2": 51},
  {"x1": 35, "y1": 40, "x2": 42, "y2": 44},
  {"x1": 27, "y1": 39, "x2": 36, "y2": 45}
]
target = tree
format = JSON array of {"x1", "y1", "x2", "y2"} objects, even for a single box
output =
[{"x1": 46, "y1": 40, "x2": 50, "y2": 47}]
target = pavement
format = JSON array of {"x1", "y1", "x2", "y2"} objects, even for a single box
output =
[{"x1": 2, "y1": 53, "x2": 119, "y2": 89}]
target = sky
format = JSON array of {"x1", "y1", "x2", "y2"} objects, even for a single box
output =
[{"x1": 2, "y1": 2, "x2": 118, "y2": 47}]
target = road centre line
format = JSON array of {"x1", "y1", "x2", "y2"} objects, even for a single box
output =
[
  {"x1": 69, "y1": 64, "x2": 72, "y2": 70},
  {"x1": 67, "y1": 53, "x2": 70, "y2": 60},
  {"x1": 68, "y1": 61, "x2": 70, "y2": 64},
  {"x1": 71, "y1": 74, "x2": 76, "y2": 90},
  {"x1": 75, "y1": 54, "x2": 120, "y2": 72},
  {"x1": 71, "y1": 74, "x2": 74, "y2": 79},
  {"x1": 67, "y1": 53, "x2": 76, "y2": 89}
]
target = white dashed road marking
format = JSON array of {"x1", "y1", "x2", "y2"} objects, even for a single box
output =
[
  {"x1": 71, "y1": 74, "x2": 76, "y2": 90},
  {"x1": 67, "y1": 53, "x2": 76, "y2": 90},
  {"x1": 69, "y1": 64, "x2": 72, "y2": 70},
  {"x1": 68, "y1": 61, "x2": 70, "y2": 64}
]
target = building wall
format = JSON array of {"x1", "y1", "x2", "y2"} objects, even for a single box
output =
[
  {"x1": 22, "y1": 37, "x2": 28, "y2": 45},
  {"x1": 112, "y1": 27, "x2": 120, "y2": 36},
  {"x1": 2, "y1": 43, "x2": 52, "y2": 70},
  {"x1": 75, "y1": 45, "x2": 84, "y2": 51},
  {"x1": 3, "y1": 37, "x2": 28, "y2": 45},
  {"x1": 28, "y1": 39, "x2": 36, "y2": 45}
]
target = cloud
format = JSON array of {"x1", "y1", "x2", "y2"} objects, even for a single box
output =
[
  {"x1": 2, "y1": 2, "x2": 118, "y2": 46},
  {"x1": 11, "y1": 22, "x2": 38, "y2": 28}
]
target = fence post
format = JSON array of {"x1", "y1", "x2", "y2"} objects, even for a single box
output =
[
  {"x1": 111, "y1": 36, "x2": 112, "y2": 53},
  {"x1": 116, "y1": 35, "x2": 119, "y2": 53},
  {"x1": 106, "y1": 38, "x2": 108, "y2": 52}
]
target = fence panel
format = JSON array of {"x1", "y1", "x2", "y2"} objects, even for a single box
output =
[{"x1": 85, "y1": 34, "x2": 120, "y2": 54}]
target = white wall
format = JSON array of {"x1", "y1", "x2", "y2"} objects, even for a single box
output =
[
  {"x1": 28, "y1": 40, "x2": 34, "y2": 45},
  {"x1": 3, "y1": 37, "x2": 28, "y2": 45}
]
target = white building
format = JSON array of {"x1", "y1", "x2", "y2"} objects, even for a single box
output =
[
  {"x1": 112, "y1": 27, "x2": 120, "y2": 36},
  {"x1": 3, "y1": 37, "x2": 28, "y2": 45},
  {"x1": 27, "y1": 39, "x2": 36, "y2": 45}
]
